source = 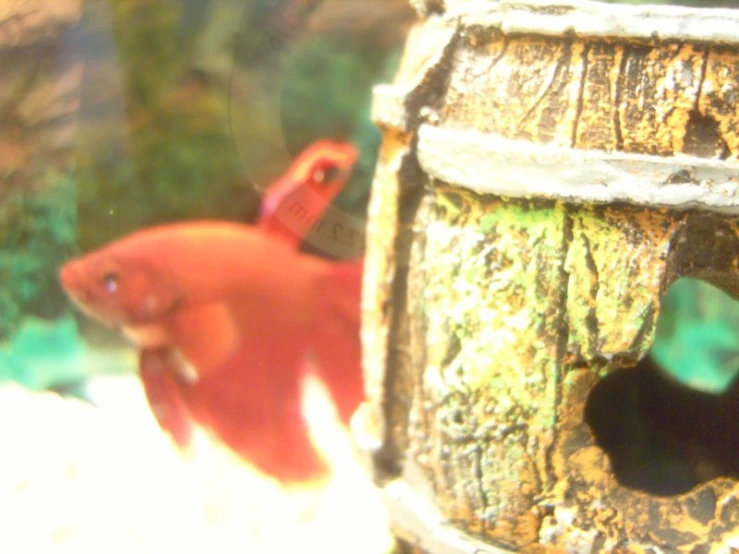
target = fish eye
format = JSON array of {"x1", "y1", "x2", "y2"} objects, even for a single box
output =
[
  {"x1": 101, "y1": 271, "x2": 120, "y2": 293},
  {"x1": 312, "y1": 164, "x2": 341, "y2": 186}
]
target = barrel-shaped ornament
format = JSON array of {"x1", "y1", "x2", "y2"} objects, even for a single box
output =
[{"x1": 358, "y1": 1, "x2": 739, "y2": 552}]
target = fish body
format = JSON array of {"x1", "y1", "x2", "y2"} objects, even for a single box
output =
[{"x1": 60, "y1": 142, "x2": 364, "y2": 482}]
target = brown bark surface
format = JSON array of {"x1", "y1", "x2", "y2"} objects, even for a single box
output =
[{"x1": 361, "y1": 1, "x2": 739, "y2": 552}]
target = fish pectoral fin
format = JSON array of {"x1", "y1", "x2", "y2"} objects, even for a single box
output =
[
  {"x1": 139, "y1": 347, "x2": 194, "y2": 448},
  {"x1": 168, "y1": 302, "x2": 240, "y2": 376}
]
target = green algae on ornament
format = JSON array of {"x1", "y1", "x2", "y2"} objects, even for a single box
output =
[{"x1": 651, "y1": 277, "x2": 739, "y2": 394}]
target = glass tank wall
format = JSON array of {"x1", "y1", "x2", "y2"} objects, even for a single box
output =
[{"x1": 0, "y1": 1, "x2": 737, "y2": 552}]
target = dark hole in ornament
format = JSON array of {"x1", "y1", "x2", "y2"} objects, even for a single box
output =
[
  {"x1": 584, "y1": 356, "x2": 738, "y2": 497},
  {"x1": 682, "y1": 110, "x2": 730, "y2": 159}
]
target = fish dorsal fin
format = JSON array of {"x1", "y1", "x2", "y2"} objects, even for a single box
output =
[{"x1": 256, "y1": 141, "x2": 357, "y2": 248}]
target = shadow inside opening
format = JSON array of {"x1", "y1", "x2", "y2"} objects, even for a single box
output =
[{"x1": 584, "y1": 356, "x2": 738, "y2": 496}]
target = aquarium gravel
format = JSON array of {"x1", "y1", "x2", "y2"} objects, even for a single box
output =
[{"x1": 0, "y1": 375, "x2": 393, "y2": 554}]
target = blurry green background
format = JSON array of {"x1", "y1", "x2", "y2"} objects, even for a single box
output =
[
  {"x1": 0, "y1": 0, "x2": 413, "y2": 392},
  {"x1": 0, "y1": 0, "x2": 737, "y2": 399}
]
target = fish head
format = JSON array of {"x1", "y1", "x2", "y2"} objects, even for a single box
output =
[{"x1": 59, "y1": 250, "x2": 183, "y2": 328}]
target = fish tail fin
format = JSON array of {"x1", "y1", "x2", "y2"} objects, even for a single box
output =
[
  {"x1": 187, "y1": 347, "x2": 330, "y2": 482},
  {"x1": 312, "y1": 259, "x2": 365, "y2": 425}
]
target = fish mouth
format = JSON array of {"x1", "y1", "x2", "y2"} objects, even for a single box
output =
[{"x1": 59, "y1": 262, "x2": 85, "y2": 296}]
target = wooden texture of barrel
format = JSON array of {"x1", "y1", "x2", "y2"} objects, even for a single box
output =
[{"x1": 358, "y1": 1, "x2": 739, "y2": 552}]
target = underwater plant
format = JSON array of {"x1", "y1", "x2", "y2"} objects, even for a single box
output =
[
  {"x1": 651, "y1": 277, "x2": 739, "y2": 395},
  {"x1": 0, "y1": 171, "x2": 77, "y2": 340}
]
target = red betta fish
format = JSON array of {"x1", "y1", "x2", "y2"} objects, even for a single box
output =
[{"x1": 59, "y1": 142, "x2": 364, "y2": 483}]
